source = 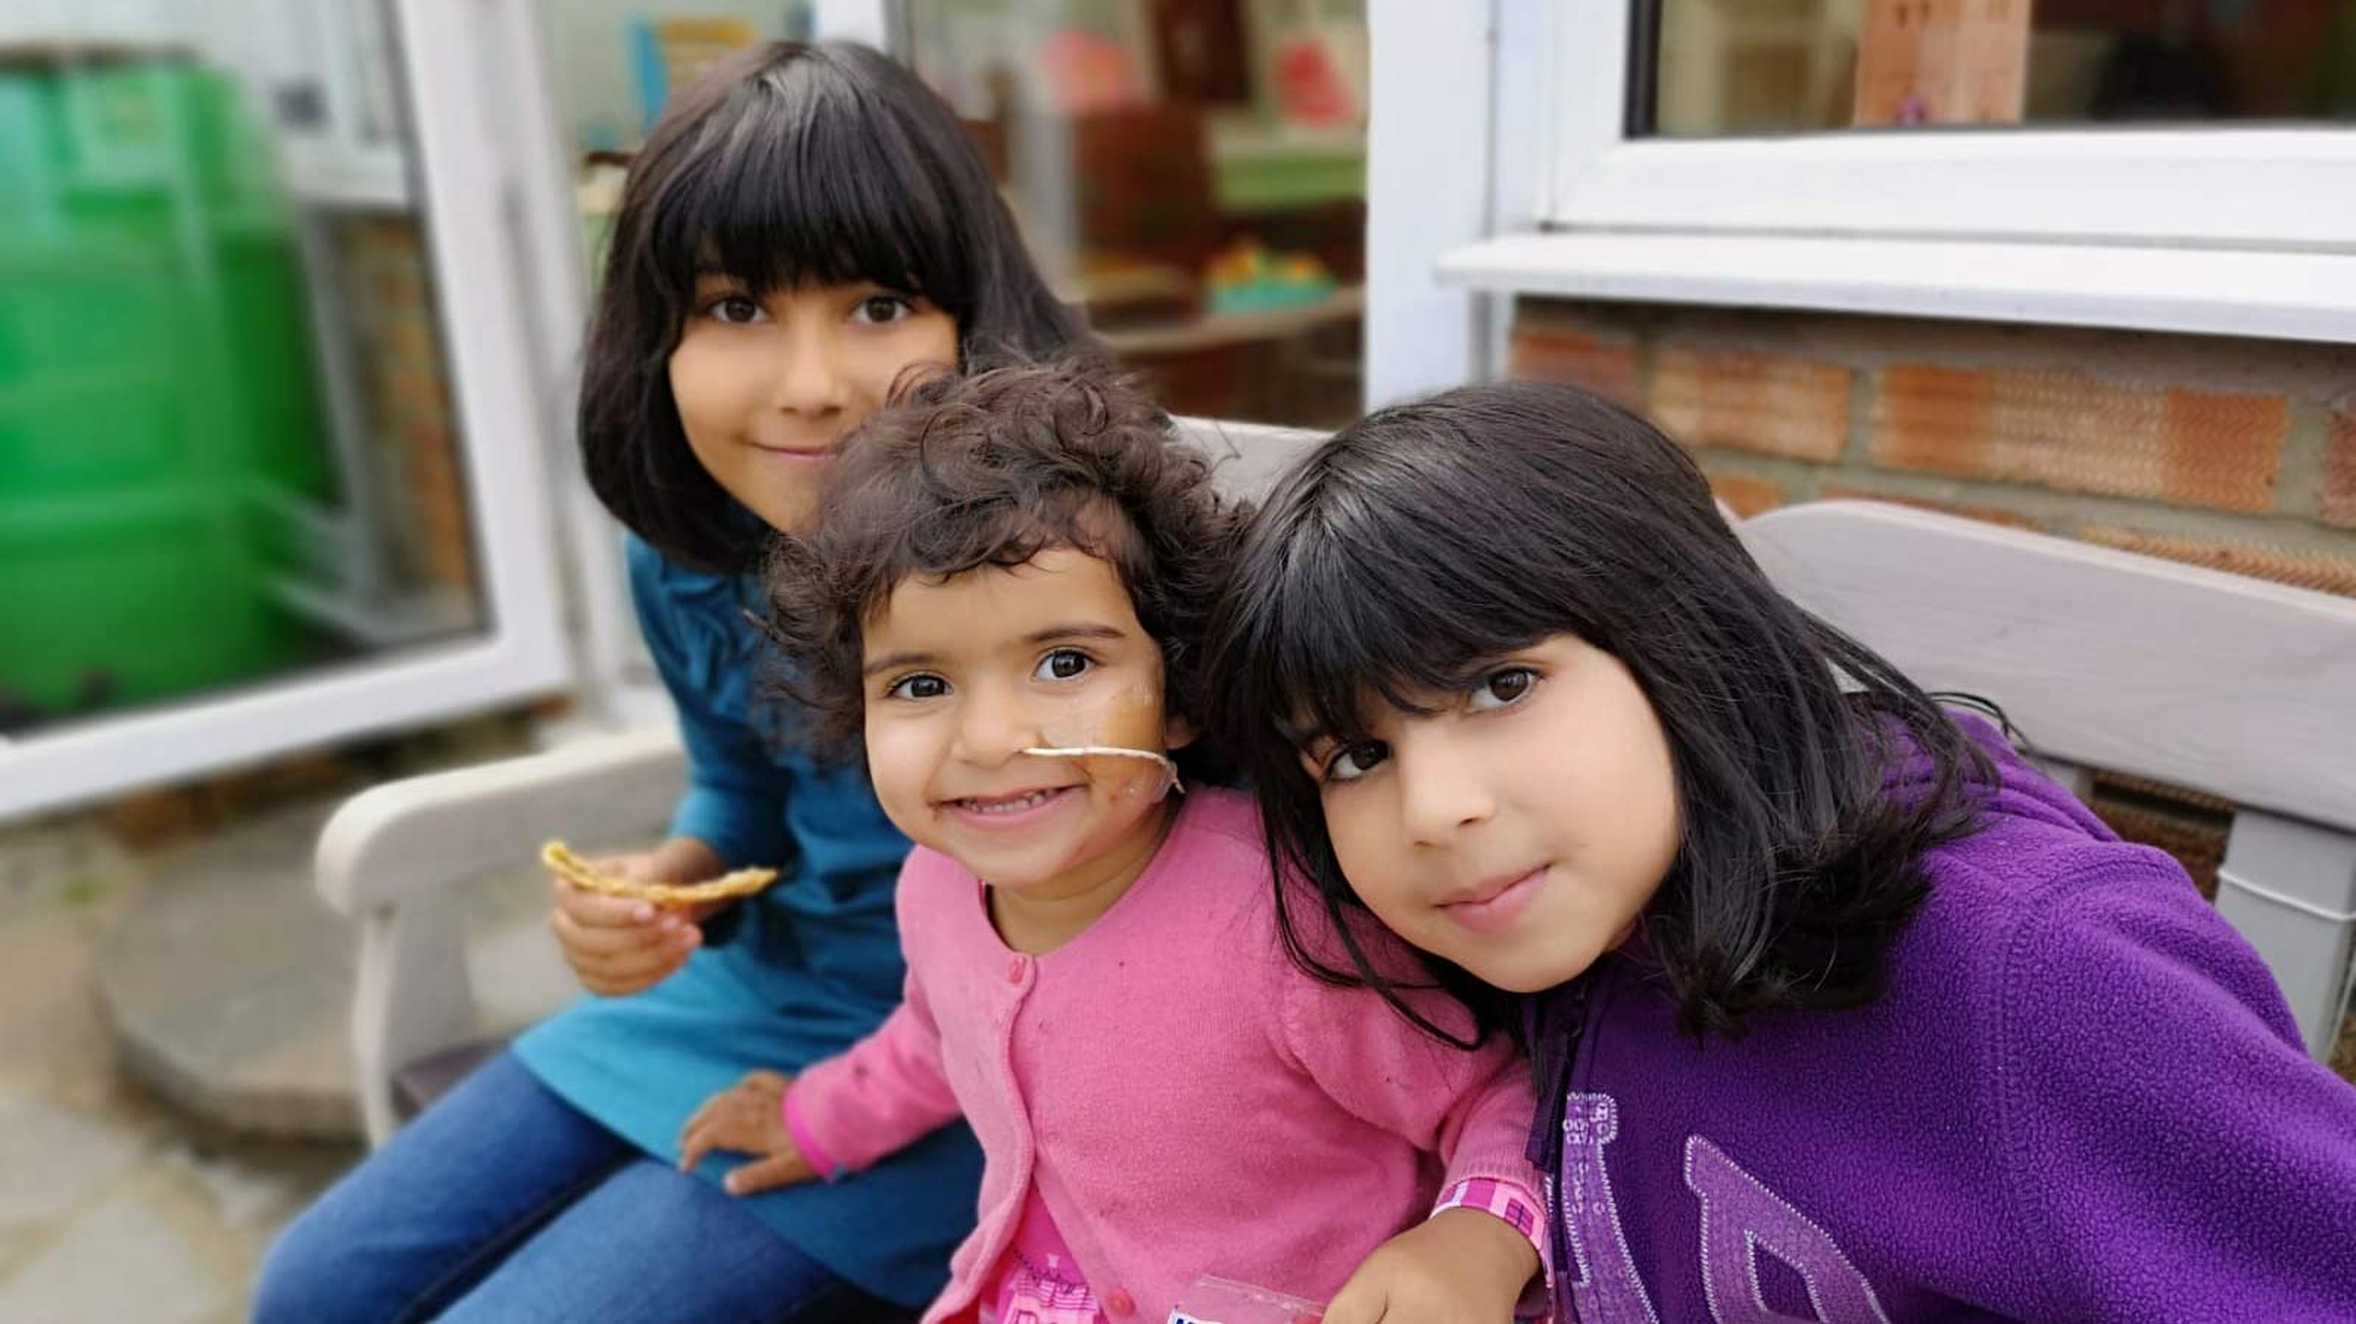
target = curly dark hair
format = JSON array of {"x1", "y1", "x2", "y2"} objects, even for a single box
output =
[{"x1": 763, "y1": 359, "x2": 1249, "y2": 780}]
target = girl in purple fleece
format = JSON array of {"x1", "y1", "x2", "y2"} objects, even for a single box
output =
[{"x1": 1209, "y1": 380, "x2": 2356, "y2": 1323}]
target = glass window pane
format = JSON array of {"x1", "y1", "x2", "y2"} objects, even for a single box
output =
[
  {"x1": 536, "y1": 2, "x2": 812, "y2": 160},
  {"x1": 0, "y1": 2, "x2": 489, "y2": 739},
  {"x1": 535, "y1": 3, "x2": 814, "y2": 326},
  {"x1": 1642, "y1": 0, "x2": 2356, "y2": 138},
  {"x1": 908, "y1": 0, "x2": 1369, "y2": 428}
]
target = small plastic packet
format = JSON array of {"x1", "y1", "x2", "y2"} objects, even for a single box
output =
[{"x1": 1166, "y1": 1275, "x2": 1323, "y2": 1324}]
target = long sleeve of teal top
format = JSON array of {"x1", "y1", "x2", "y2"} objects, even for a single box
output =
[{"x1": 509, "y1": 534, "x2": 982, "y2": 1309}]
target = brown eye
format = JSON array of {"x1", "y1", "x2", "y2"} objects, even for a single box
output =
[
  {"x1": 853, "y1": 294, "x2": 912, "y2": 325},
  {"x1": 1324, "y1": 741, "x2": 1389, "y2": 784},
  {"x1": 709, "y1": 295, "x2": 763, "y2": 324},
  {"x1": 1035, "y1": 649, "x2": 1091, "y2": 681},
  {"x1": 1470, "y1": 667, "x2": 1537, "y2": 711},
  {"x1": 886, "y1": 674, "x2": 948, "y2": 700}
]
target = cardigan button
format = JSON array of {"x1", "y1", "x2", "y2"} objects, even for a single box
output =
[
  {"x1": 1005, "y1": 955, "x2": 1029, "y2": 984},
  {"x1": 1104, "y1": 1288, "x2": 1135, "y2": 1317}
]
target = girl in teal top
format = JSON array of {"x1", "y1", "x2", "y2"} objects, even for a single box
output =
[{"x1": 256, "y1": 41, "x2": 1087, "y2": 1323}]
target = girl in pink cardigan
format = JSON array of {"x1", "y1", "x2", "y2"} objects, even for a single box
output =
[{"x1": 676, "y1": 362, "x2": 1548, "y2": 1324}]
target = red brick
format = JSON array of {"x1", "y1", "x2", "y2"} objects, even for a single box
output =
[
  {"x1": 379, "y1": 306, "x2": 445, "y2": 364},
  {"x1": 1869, "y1": 363, "x2": 1994, "y2": 475},
  {"x1": 1509, "y1": 321, "x2": 1641, "y2": 409},
  {"x1": 2078, "y1": 524, "x2": 2356, "y2": 599},
  {"x1": 2159, "y1": 387, "x2": 2286, "y2": 513},
  {"x1": 1704, "y1": 469, "x2": 1785, "y2": 519},
  {"x1": 1651, "y1": 346, "x2": 1849, "y2": 461},
  {"x1": 1815, "y1": 482, "x2": 2044, "y2": 531},
  {"x1": 2325, "y1": 405, "x2": 2356, "y2": 529},
  {"x1": 1875, "y1": 367, "x2": 2285, "y2": 512}
]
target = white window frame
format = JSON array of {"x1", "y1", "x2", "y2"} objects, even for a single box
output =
[
  {"x1": 1392, "y1": 1, "x2": 2356, "y2": 366},
  {"x1": 1543, "y1": 0, "x2": 2356, "y2": 249},
  {"x1": 0, "y1": 0, "x2": 576, "y2": 819}
]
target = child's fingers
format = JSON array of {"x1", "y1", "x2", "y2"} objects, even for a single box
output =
[
  {"x1": 676, "y1": 1100, "x2": 735, "y2": 1172},
  {"x1": 723, "y1": 1150, "x2": 813, "y2": 1196},
  {"x1": 550, "y1": 901, "x2": 699, "y2": 974},
  {"x1": 552, "y1": 930, "x2": 698, "y2": 997},
  {"x1": 550, "y1": 904, "x2": 694, "y2": 959},
  {"x1": 677, "y1": 1127, "x2": 712, "y2": 1174},
  {"x1": 548, "y1": 872, "x2": 664, "y2": 930},
  {"x1": 1315, "y1": 1275, "x2": 1384, "y2": 1324}
]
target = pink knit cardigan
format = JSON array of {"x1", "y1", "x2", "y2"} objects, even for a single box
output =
[{"x1": 788, "y1": 788, "x2": 1541, "y2": 1323}]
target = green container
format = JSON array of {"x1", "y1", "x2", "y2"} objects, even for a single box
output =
[
  {"x1": 0, "y1": 59, "x2": 331, "y2": 727},
  {"x1": 0, "y1": 492, "x2": 311, "y2": 714}
]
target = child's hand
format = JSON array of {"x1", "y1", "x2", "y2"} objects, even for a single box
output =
[
  {"x1": 677, "y1": 1070, "x2": 817, "y2": 1195},
  {"x1": 547, "y1": 840, "x2": 725, "y2": 996},
  {"x1": 1321, "y1": 1208, "x2": 1539, "y2": 1324}
]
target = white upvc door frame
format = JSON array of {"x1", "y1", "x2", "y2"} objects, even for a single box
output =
[
  {"x1": 1361, "y1": 0, "x2": 1563, "y2": 409},
  {"x1": 0, "y1": 0, "x2": 575, "y2": 820}
]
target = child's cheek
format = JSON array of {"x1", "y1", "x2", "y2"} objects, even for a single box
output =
[
  {"x1": 1033, "y1": 684, "x2": 1156, "y2": 750},
  {"x1": 1039, "y1": 685, "x2": 1176, "y2": 804},
  {"x1": 862, "y1": 720, "x2": 937, "y2": 842}
]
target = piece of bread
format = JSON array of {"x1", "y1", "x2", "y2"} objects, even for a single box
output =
[{"x1": 541, "y1": 841, "x2": 778, "y2": 906}]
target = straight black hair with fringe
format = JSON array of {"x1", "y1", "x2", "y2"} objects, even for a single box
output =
[
  {"x1": 1205, "y1": 380, "x2": 1994, "y2": 1046},
  {"x1": 579, "y1": 41, "x2": 1090, "y2": 573}
]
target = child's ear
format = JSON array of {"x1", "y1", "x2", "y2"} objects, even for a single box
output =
[{"x1": 1163, "y1": 713, "x2": 1198, "y2": 752}]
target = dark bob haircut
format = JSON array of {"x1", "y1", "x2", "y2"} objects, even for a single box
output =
[
  {"x1": 579, "y1": 41, "x2": 1090, "y2": 573},
  {"x1": 1206, "y1": 380, "x2": 1993, "y2": 1045},
  {"x1": 765, "y1": 359, "x2": 1247, "y2": 781}
]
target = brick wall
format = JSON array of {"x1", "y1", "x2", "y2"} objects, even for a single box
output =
[
  {"x1": 1511, "y1": 298, "x2": 2356, "y2": 1073},
  {"x1": 1509, "y1": 300, "x2": 2356, "y2": 598},
  {"x1": 336, "y1": 217, "x2": 477, "y2": 594}
]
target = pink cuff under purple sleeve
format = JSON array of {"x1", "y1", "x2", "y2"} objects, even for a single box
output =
[
  {"x1": 781, "y1": 1085, "x2": 843, "y2": 1182},
  {"x1": 1432, "y1": 1175, "x2": 1553, "y2": 1322}
]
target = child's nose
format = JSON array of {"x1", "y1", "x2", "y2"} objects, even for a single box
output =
[
  {"x1": 1396, "y1": 742, "x2": 1497, "y2": 845},
  {"x1": 952, "y1": 692, "x2": 1040, "y2": 765},
  {"x1": 767, "y1": 327, "x2": 849, "y2": 418}
]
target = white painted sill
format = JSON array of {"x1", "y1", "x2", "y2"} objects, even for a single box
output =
[{"x1": 1436, "y1": 231, "x2": 2356, "y2": 345}]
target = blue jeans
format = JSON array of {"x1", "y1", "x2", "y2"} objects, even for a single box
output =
[{"x1": 253, "y1": 1053, "x2": 903, "y2": 1324}]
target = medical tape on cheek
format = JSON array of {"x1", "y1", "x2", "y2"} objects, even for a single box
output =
[
  {"x1": 1020, "y1": 744, "x2": 1184, "y2": 799},
  {"x1": 1021, "y1": 686, "x2": 1184, "y2": 799}
]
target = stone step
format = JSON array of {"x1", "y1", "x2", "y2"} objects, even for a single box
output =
[{"x1": 94, "y1": 799, "x2": 571, "y2": 1141}]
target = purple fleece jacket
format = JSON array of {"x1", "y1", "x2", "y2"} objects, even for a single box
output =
[{"x1": 1534, "y1": 715, "x2": 2356, "y2": 1323}]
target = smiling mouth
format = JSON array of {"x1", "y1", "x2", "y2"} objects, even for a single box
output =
[
  {"x1": 748, "y1": 442, "x2": 835, "y2": 461},
  {"x1": 1437, "y1": 867, "x2": 1546, "y2": 909},
  {"x1": 945, "y1": 786, "x2": 1079, "y2": 816}
]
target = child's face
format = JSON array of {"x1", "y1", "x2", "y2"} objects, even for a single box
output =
[
  {"x1": 1303, "y1": 634, "x2": 1681, "y2": 993},
  {"x1": 668, "y1": 277, "x2": 957, "y2": 535},
  {"x1": 861, "y1": 545, "x2": 1189, "y2": 903}
]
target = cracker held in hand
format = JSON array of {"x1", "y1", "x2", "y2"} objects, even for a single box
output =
[{"x1": 541, "y1": 841, "x2": 778, "y2": 906}]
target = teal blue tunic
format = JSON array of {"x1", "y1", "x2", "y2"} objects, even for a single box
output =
[{"x1": 513, "y1": 534, "x2": 982, "y2": 1309}]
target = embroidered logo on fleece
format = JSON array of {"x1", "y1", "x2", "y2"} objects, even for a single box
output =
[
  {"x1": 1684, "y1": 1136, "x2": 1892, "y2": 1324},
  {"x1": 1550, "y1": 1092, "x2": 1891, "y2": 1324}
]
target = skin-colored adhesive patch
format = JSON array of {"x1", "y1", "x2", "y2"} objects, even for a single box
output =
[{"x1": 1025, "y1": 685, "x2": 1183, "y2": 800}]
